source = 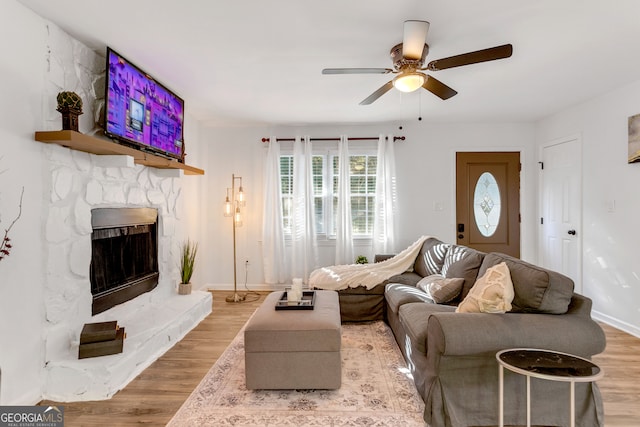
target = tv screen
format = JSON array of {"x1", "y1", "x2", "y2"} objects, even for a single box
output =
[{"x1": 104, "y1": 47, "x2": 185, "y2": 161}]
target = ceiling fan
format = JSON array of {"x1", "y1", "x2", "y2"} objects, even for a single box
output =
[{"x1": 322, "y1": 20, "x2": 513, "y2": 105}]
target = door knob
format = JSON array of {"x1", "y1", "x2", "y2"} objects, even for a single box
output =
[{"x1": 567, "y1": 229, "x2": 576, "y2": 235}]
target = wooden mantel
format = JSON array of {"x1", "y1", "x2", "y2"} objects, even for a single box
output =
[{"x1": 34, "y1": 130, "x2": 205, "y2": 175}]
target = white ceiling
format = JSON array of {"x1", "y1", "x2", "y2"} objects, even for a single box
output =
[{"x1": 18, "y1": 0, "x2": 640, "y2": 126}]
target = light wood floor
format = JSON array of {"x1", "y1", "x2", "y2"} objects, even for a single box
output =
[
  {"x1": 592, "y1": 323, "x2": 640, "y2": 426},
  {"x1": 42, "y1": 291, "x2": 640, "y2": 426}
]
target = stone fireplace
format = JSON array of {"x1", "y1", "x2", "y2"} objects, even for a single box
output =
[
  {"x1": 41, "y1": 144, "x2": 211, "y2": 402},
  {"x1": 25, "y1": 24, "x2": 210, "y2": 403}
]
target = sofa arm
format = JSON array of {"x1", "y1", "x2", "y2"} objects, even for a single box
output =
[
  {"x1": 374, "y1": 254, "x2": 395, "y2": 263},
  {"x1": 567, "y1": 292, "x2": 593, "y2": 317},
  {"x1": 428, "y1": 311, "x2": 606, "y2": 358}
]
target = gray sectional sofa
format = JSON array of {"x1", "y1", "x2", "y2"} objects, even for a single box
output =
[{"x1": 337, "y1": 237, "x2": 606, "y2": 427}]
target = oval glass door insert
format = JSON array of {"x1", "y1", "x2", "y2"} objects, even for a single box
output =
[{"x1": 474, "y1": 172, "x2": 501, "y2": 237}]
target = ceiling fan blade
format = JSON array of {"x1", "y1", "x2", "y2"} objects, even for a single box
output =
[
  {"x1": 422, "y1": 75, "x2": 458, "y2": 100},
  {"x1": 322, "y1": 68, "x2": 393, "y2": 75},
  {"x1": 403, "y1": 20, "x2": 430, "y2": 60},
  {"x1": 359, "y1": 81, "x2": 394, "y2": 105},
  {"x1": 426, "y1": 44, "x2": 513, "y2": 71}
]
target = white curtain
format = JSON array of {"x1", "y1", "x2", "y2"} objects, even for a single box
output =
[
  {"x1": 262, "y1": 137, "x2": 286, "y2": 284},
  {"x1": 290, "y1": 136, "x2": 318, "y2": 281},
  {"x1": 335, "y1": 135, "x2": 354, "y2": 264},
  {"x1": 372, "y1": 134, "x2": 398, "y2": 255}
]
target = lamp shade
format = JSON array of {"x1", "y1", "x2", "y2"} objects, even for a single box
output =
[
  {"x1": 393, "y1": 72, "x2": 426, "y2": 93},
  {"x1": 237, "y1": 186, "x2": 246, "y2": 206},
  {"x1": 224, "y1": 195, "x2": 233, "y2": 217},
  {"x1": 234, "y1": 207, "x2": 243, "y2": 227}
]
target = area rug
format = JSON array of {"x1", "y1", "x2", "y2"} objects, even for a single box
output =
[{"x1": 168, "y1": 321, "x2": 426, "y2": 426}]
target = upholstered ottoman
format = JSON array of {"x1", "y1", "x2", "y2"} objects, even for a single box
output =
[{"x1": 244, "y1": 290, "x2": 341, "y2": 389}]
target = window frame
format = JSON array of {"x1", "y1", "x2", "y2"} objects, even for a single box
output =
[{"x1": 278, "y1": 145, "x2": 378, "y2": 241}]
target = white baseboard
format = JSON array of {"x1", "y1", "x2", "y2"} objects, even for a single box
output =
[
  {"x1": 592, "y1": 310, "x2": 640, "y2": 339},
  {"x1": 205, "y1": 283, "x2": 279, "y2": 292}
]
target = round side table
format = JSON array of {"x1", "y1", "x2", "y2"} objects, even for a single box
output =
[{"x1": 496, "y1": 348, "x2": 603, "y2": 427}]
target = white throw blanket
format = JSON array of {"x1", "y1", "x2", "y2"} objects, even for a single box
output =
[{"x1": 309, "y1": 236, "x2": 430, "y2": 291}]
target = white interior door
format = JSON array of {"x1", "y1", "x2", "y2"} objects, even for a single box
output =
[{"x1": 539, "y1": 136, "x2": 582, "y2": 291}]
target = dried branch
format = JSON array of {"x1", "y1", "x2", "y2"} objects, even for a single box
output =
[{"x1": 0, "y1": 186, "x2": 24, "y2": 262}]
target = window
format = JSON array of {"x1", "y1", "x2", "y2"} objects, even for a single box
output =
[
  {"x1": 331, "y1": 154, "x2": 377, "y2": 236},
  {"x1": 473, "y1": 172, "x2": 501, "y2": 237},
  {"x1": 280, "y1": 152, "x2": 377, "y2": 238},
  {"x1": 280, "y1": 155, "x2": 294, "y2": 234},
  {"x1": 280, "y1": 155, "x2": 325, "y2": 235}
]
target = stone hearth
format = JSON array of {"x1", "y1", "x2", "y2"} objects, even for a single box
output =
[
  {"x1": 41, "y1": 143, "x2": 211, "y2": 401},
  {"x1": 45, "y1": 291, "x2": 211, "y2": 401}
]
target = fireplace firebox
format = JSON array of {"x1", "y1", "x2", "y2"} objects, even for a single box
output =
[{"x1": 90, "y1": 208, "x2": 159, "y2": 315}]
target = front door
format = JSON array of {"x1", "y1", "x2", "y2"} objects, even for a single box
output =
[{"x1": 456, "y1": 152, "x2": 520, "y2": 257}]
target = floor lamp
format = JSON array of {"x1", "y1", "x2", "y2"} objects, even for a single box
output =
[{"x1": 224, "y1": 174, "x2": 246, "y2": 303}]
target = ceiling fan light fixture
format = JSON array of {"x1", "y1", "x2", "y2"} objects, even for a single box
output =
[{"x1": 393, "y1": 72, "x2": 426, "y2": 93}]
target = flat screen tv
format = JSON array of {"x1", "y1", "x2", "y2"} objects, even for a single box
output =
[{"x1": 104, "y1": 47, "x2": 185, "y2": 162}]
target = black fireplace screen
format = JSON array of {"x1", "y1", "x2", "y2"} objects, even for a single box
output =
[{"x1": 90, "y1": 208, "x2": 159, "y2": 314}]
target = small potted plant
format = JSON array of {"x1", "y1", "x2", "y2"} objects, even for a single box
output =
[
  {"x1": 56, "y1": 91, "x2": 83, "y2": 132},
  {"x1": 178, "y1": 239, "x2": 198, "y2": 295},
  {"x1": 355, "y1": 255, "x2": 368, "y2": 265}
]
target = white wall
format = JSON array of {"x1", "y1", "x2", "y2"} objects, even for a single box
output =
[
  {"x1": 0, "y1": 1, "x2": 48, "y2": 405},
  {"x1": 198, "y1": 126, "x2": 266, "y2": 290},
  {"x1": 0, "y1": 0, "x2": 205, "y2": 404},
  {"x1": 201, "y1": 121, "x2": 537, "y2": 290},
  {"x1": 536, "y1": 79, "x2": 640, "y2": 337},
  {"x1": 179, "y1": 117, "x2": 207, "y2": 287}
]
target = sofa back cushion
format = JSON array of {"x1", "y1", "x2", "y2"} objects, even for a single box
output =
[
  {"x1": 413, "y1": 238, "x2": 450, "y2": 277},
  {"x1": 441, "y1": 245, "x2": 486, "y2": 301},
  {"x1": 384, "y1": 283, "x2": 434, "y2": 314},
  {"x1": 383, "y1": 272, "x2": 423, "y2": 288},
  {"x1": 478, "y1": 252, "x2": 574, "y2": 314}
]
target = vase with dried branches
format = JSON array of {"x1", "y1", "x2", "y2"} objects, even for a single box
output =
[{"x1": 0, "y1": 163, "x2": 24, "y2": 262}]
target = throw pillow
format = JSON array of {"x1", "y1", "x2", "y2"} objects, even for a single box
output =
[
  {"x1": 416, "y1": 274, "x2": 465, "y2": 304},
  {"x1": 456, "y1": 261, "x2": 514, "y2": 313},
  {"x1": 416, "y1": 274, "x2": 444, "y2": 293}
]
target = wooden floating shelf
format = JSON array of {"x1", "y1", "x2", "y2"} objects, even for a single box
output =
[{"x1": 34, "y1": 130, "x2": 204, "y2": 175}]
